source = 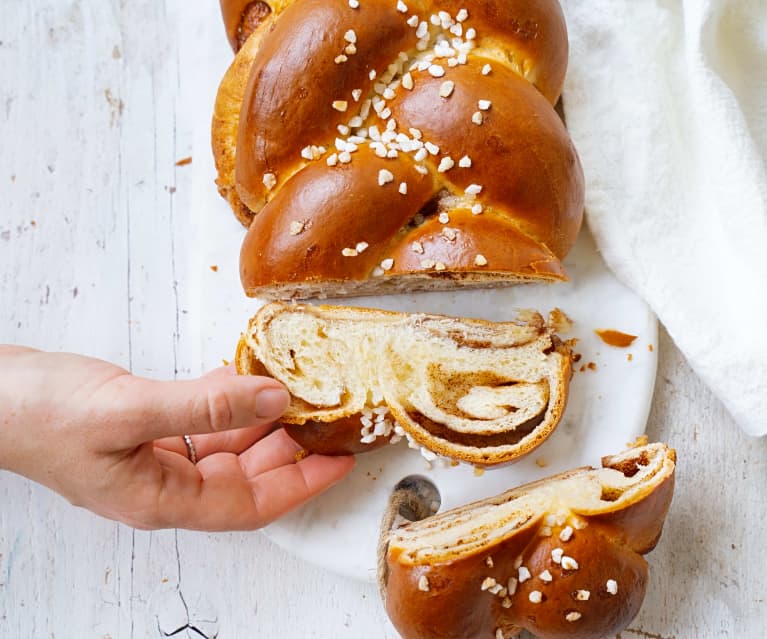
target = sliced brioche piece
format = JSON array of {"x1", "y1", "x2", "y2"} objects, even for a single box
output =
[
  {"x1": 379, "y1": 441, "x2": 676, "y2": 639},
  {"x1": 236, "y1": 302, "x2": 571, "y2": 465}
]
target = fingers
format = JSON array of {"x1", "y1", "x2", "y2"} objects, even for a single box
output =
[
  {"x1": 105, "y1": 372, "x2": 291, "y2": 446},
  {"x1": 149, "y1": 448, "x2": 256, "y2": 529},
  {"x1": 246, "y1": 455, "x2": 355, "y2": 526},
  {"x1": 202, "y1": 364, "x2": 238, "y2": 379},
  {"x1": 238, "y1": 428, "x2": 304, "y2": 476},
  {"x1": 0, "y1": 345, "x2": 39, "y2": 356},
  {"x1": 152, "y1": 365, "x2": 280, "y2": 458},
  {"x1": 154, "y1": 422, "x2": 281, "y2": 461},
  {"x1": 150, "y1": 447, "x2": 354, "y2": 530}
]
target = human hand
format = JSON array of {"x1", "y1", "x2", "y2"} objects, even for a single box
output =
[{"x1": 0, "y1": 346, "x2": 354, "y2": 530}]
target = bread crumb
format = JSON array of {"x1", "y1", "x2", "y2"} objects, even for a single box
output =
[
  {"x1": 473, "y1": 466, "x2": 485, "y2": 477},
  {"x1": 175, "y1": 156, "x2": 192, "y2": 166},
  {"x1": 222, "y1": 358, "x2": 230, "y2": 366},
  {"x1": 648, "y1": 343, "x2": 654, "y2": 352},
  {"x1": 535, "y1": 458, "x2": 548, "y2": 468},
  {"x1": 628, "y1": 435, "x2": 649, "y2": 448},
  {"x1": 210, "y1": 265, "x2": 218, "y2": 272},
  {"x1": 294, "y1": 449, "x2": 310, "y2": 462},
  {"x1": 627, "y1": 353, "x2": 633, "y2": 361},
  {"x1": 595, "y1": 328, "x2": 638, "y2": 348},
  {"x1": 587, "y1": 362, "x2": 597, "y2": 371},
  {"x1": 548, "y1": 308, "x2": 573, "y2": 333}
]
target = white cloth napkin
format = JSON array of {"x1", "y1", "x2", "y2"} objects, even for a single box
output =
[{"x1": 561, "y1": 0, "x2": 767, "y2": 436}]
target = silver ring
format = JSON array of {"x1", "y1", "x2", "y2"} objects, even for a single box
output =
[{"x1": 183, "y1": 435, "x2": 198, "y2": 464}]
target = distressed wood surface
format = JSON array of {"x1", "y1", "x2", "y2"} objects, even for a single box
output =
[{"x1": 0, "y1": 1, "x2": 765, "y2": 637}]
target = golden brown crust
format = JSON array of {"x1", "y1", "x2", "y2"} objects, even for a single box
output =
[
  {"x1": 212, "y1": 30, "x2": 263, "y2": 226},
  {"x1": 386, "y1": 527, "x2": 650, "y2": 639},
  {"x1": 214, "y1": 0, "x2": 298, "y2": 224},
  {"x1": 284, "y1": 417, "x2": 393, "y2": 455},
  {"x1": 239, "y1": 146, "x2": 437, "y2": 290},
  {"x1": 213, "y1": 0, "x2": 584, "y2": 299},
  {"x1": 386, "y1": 209, "x2": 567, "y2": 281},
  {"x1": 386, "y1": 63, "x2": 583, "y2": 259},
  {"x1": 219, "y1": 0, "x2": 276, "y2": 52},
  {"x1": 234, "y1": 0, "x2": 418, "y2": 212},
  {"x1": 381, "y1": 443, "x2": 676, "y2": 639}
]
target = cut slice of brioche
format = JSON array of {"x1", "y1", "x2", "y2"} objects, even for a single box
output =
[
  {"x1": 379, "y1": 441, "x2": 676, "y2": 639},
  {"x1": 236, "y1": 302, "x2": 572, "y2": 465}
]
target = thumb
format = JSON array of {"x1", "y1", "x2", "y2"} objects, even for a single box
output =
[{"x1": 109, "y1": 373, "x2": 291, "y2": 444}]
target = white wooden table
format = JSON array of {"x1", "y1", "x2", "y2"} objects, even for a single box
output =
[{"x1": 1, "y1": 2, "x2": 765, "y2": 637}]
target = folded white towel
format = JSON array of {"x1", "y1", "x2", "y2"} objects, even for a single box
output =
[{"x1": 562, "y1": 0, "x2": 767, "y2": 436}]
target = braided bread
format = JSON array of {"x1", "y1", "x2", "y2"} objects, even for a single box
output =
[
  {"x1": 379, "y1": 441, "x2": 676, "y2": 639},
  {"x1": 235, "y1": 302, "x2": 571, "y2": 466},
  {"x1": 214, "y1": 0, "x2": 584, "y2": 299}
]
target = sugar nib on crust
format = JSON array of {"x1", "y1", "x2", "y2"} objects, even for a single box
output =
[{"x1": 378, "y1": 441, "x2": 676, "y2": 639}]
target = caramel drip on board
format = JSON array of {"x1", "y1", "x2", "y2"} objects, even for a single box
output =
[{"x1": 595, "y1": 329, "x2": 637, "y2": 348}]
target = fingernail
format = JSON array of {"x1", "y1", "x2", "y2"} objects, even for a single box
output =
[{"x1": 255, "y1": 388, "x2": 291, "y2": 418}]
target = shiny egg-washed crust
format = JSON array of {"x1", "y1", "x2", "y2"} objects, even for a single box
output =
[
  {"x1": 380, "y1": 442, "x2": 676, "y2": 639},
  {"x1": 235, "y1": 302, "x2": 572, "y2": 465},
  {"x1": 220, "y1": 0, "x2": 276, "y2": 52},
  {"x1": 214, "y1": 0, "x2": 584, "y2": 299}
]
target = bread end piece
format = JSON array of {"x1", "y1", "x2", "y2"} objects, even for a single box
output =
[{"x1": 380, "y1": 442, "x2": 676, "y2": 639}]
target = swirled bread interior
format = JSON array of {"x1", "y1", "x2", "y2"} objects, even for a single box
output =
[{"x1": 236, "y1": 302, "x2": 571, "y2": 465}]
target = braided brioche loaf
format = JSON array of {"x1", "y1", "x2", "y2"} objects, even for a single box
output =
[
  {"x1": 214, "y1": 0, "x2": 584, "y2": 299},
  {"x1": 235, "y1": 302, "x2": 572, "y2": 465},
  {"x1": 379, "y1": 442, "x2": 676, "y2": 639}
]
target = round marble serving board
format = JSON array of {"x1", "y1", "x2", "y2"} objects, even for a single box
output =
[
  {"x1": 197, "y1": 214, "x2": 656, "y2": 584},
  {"x1": 191, "y1": 23, "x2": 657, "y2": 582}
]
